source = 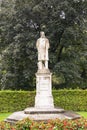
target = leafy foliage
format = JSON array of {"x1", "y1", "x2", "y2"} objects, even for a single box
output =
[
  {"x1": 0, "y1": 118, "x2": 87, "y2": 130},
  {"x1": 0, "y1": 90, "x2": 87, "y2": 112},
  {"x1": 0, "y1": 0, "x2": 87, "y2": 90}
]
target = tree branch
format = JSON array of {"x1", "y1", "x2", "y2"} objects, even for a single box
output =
[{"x1": 57, "y1": 45, "x2": 64, "y2": 62}]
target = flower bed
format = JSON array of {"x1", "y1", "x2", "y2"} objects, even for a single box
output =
[{"x1": 0, "y1": 118, "x2": 87, "y2": 130}]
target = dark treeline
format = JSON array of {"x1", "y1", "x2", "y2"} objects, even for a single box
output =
[{"x1": 0, "y1": 0, "x2": 87, "y2": 90}]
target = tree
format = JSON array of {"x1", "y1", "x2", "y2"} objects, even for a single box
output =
[
  {"x1": 0, "y1": 0, "x2": 37, "y2": 90},
  {"x1": 0, "y1": 0, "x2": 87, "y2": 90}
]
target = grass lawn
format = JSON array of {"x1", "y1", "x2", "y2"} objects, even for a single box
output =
[
  {"x1": 0, "y1": 113, "x2": 12, "y2": 121},
  {"x1": 77, "y1": 112, "x2": 87, "y2": 118},
  {"x1": 0, "y1": 112, "x2": 87, "y2": 121}
]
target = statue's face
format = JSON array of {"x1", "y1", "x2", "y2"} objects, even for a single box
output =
[{"x1": 40, "y1": 32, "x2": 45, "y2": 38}]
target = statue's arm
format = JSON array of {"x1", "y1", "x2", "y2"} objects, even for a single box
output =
[{"x1": 46, "y1": 39, "x2": 50, "y2": 49}]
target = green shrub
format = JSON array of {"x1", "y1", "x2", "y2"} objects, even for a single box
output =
[
  {"x1": 16, "y1": 118, "x2": 87, "y2": 130},
  {"x1": 0, "y1": 89, "x2": 87, "y2": 112},
  {"x1": 0, "y1": 118, "x2": 87, "y2": 130},
  {"x1": 53, "y1": 89, "x2": 87, "y2": 111},
  {"x1": 0, "y1": 91, "x2": 35, "y2": 112},
  {"x1": 0, "y1": 121, "x2": 16, "y2": 130}
]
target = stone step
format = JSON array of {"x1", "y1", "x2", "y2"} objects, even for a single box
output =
[
  {"x1": 24, "y1": 107, "x2": 65, "y2": 114},
  {"x1": 5, "y1": 109, "x2": 81, "y2": 124}
]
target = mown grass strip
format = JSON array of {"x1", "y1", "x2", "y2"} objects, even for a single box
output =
[
  {"x1": 77, "y1": 112, "x2": 87, "y2": 118},
  {"x1": 0, "y1": 113, "x2": 12, "y2": 121}
]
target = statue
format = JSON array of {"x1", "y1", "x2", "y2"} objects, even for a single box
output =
[{"x1": 36, "y1": 31, "x2": 50, "y2": 70}]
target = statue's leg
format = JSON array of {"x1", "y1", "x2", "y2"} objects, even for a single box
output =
[
  {"x1": 45, "y1": 60, "x2": 48, "y2": 69},
  {"x1": 38, "y1": 61, "x2": 43, "y2": 70}
]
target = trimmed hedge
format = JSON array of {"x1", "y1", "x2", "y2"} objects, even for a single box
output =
[
  {"x1": 0, "y1": 91, "x2": 35, "y2": 113},
  {"x1": 53, "y1": 89, "x2": 87, "y2": 111},
  {"x1": 0, "y1": 89, "x2": 87, "y2": 112}
]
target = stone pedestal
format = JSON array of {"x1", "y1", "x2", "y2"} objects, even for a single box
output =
[
  {"x1": 35, "y1": 71, "x2": 54, "y2": 108},
  {"x1": 5, "y1": 70, "x2": 81, "y2": 123}
]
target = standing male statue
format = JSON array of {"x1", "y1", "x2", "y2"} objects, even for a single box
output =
[{"x1": 36, "y1": 31, "x2": 50, "y2": 70}]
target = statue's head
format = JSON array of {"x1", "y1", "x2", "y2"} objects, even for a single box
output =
[{"x1": 40, "y1": 31, "x2": 45, "y2": 38}]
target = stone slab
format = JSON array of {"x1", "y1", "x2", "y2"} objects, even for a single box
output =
[
  {"x1": 36, "y1": 69, "x2": 50, "y2": 74},
  {"x1": 5, "y1": 111, "x2": 29, "y2": 123},
  {"x1": 24, "y1": 107, "x2": 65, "y2": 114},
  {"x1": 5, "y1": 110, "x2": 81, "y2": 124},
  {"x1": 62, "y1": 111, "x2": 81, "y2": 119}
]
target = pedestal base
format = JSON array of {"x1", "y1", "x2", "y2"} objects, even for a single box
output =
[
  {"x1": 35, "y1": 71, "x2": 54, "y2": 108},
  {"x1": 5, "y1": 70, "x2": 81, "y2": 123},
  {"x1": 24, "y1": 107, "x2": 64, "y2": 114},
  {"x1": 5, "y1": 108, "x2": 81, "y2": 124}
]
